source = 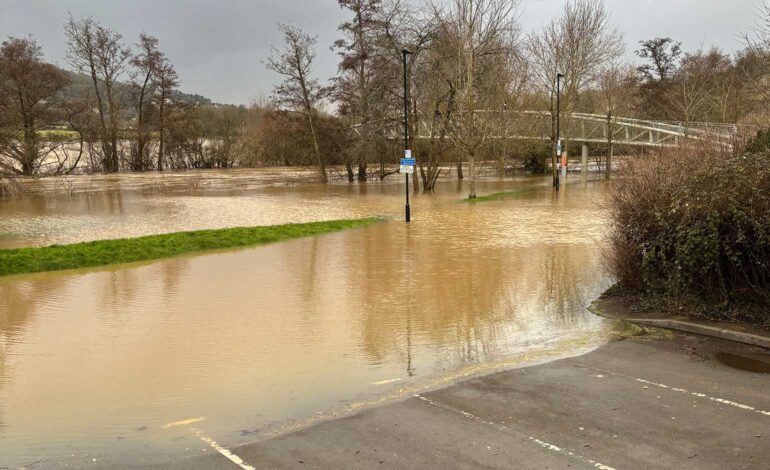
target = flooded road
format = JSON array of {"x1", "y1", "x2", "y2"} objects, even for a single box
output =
[{"x1": 0, "y1": 170, "x2": 618, "y2": 468}]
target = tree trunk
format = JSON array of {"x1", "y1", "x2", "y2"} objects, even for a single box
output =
[
  {"x1": 457, "y1": 158, "x2": 464, "y2": 179},
  {"x1": 357, "y1": 161, "x2": 367, "y2": 181},
  {"x1": 605, "y1": 113, "x2": 612, "y2": 180},
  {"x1": 86, "y1": 56, "x2": 111, "y2": 172},
  {"x1": 105, "y1": 78, "x2": 120, "y2": 172},
  {"x1": 306, "y1": 111, "x2": 327, "y2": 183},
  {"x1": 21, "y1": 113, "x2": 36, "y2": 176},
  {"x1": 551, "y1": 110, "x2": 558, "y2": 186},
  {"x1": 158, "y1": 100, "x2": 165, "y2": 172},
  {"x1": 411, "y1": 99, "x2": 419, "y2": 192},
  {"x1": 346, "y1": 161, "x2": 354, "y2": 181},
  {"x1": 135, "y1": 73, "x2": 151, "y2": 171},
  {"x1": 468, "y1": 151, "x2": 476, "y2": 199}
]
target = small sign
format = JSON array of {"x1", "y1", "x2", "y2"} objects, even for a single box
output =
[
  {"x1": 404, "y1": 149, "x2": 412, "y2": 159},
  {"x1": 556, "y1": 140, "x2": 562, "y2": 156},
  {"x1": 400, "y1": 164, "x2": 414, "y2": 174},
  {"x1": 400, "y1": 158, "x2": 416, "y2": 166}
]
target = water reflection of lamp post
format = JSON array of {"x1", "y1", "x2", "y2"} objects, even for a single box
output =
[
  {"x1": 555, "y1": 73, "x2": 564, "y2": 191},
  {"x1": 402, "y1": 48, "x2": 413, "y2": 223}
]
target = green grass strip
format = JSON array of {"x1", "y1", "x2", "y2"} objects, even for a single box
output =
[
  {"x1": 464, "y1": 188, "x2": 538, "y2": 203},
  {"x1": 0, "y1": 217, "x2": 381, "y2": 277}
]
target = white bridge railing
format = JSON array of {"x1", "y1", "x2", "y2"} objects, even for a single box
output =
[{"x1": 359, "y1": 111, "x2": 749, "y2": 149}]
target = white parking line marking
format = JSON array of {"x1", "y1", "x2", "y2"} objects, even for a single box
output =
[
  {"x1": 633, "y1": 377, "x2": 770, "y2": 416},
  {"x1": 414, "y1": 394, "x2": 617, "y2": 470},
  {"x1": 572, "y1": 362, "x2": 770, "y2": 418},
  {"x1": 194, "y1": 430, "x2": 256, "y2": 470}
]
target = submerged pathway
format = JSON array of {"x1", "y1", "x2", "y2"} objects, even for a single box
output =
[{"x1": 122, "y1": 331, "x2": 770, "y2": 470}]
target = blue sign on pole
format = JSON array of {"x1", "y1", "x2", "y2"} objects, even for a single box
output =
[{"x1": 400, "y1": 158, "x2": 416, "y2": 166}]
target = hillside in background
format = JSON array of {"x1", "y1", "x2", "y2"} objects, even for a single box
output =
[{"x1": 61, "y1": 69, "x2": 217, "y2": 108}]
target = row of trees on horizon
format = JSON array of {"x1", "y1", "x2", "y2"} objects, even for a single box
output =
[{"x1": 2, "y1": 0, "x2": 770, "y2": 195}]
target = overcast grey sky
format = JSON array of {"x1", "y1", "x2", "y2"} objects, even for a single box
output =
[{"x1": 0, "y1": 0, "x2": 764, "y2": 104}]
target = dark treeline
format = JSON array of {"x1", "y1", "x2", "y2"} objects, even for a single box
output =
[{"x1": 2, "y1": 0, "x2": 770, "y2": 196}]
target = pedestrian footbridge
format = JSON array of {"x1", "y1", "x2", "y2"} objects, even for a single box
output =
[{"x1": 367, "y1": 111, "x2": 748, "y2": 149}]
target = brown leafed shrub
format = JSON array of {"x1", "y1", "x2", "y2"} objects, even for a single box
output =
[
  {"x1": 607, "y1": 137, "x2": 770, "y2": 309},
  {"x1": 0, "y1": 174, "x2": 21, "y2": 197}
]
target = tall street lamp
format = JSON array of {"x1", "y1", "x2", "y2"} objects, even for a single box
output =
[
  {"x1": 555, "y1": 73, "x2": 564, "y2": 190},
  {"x1": 402, "y1": 48, "x2": 413, "y2": 223}
]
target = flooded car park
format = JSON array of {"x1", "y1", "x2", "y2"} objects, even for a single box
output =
[{"x1": 0, "y1": 170, "x2": 618, "y2": 467}]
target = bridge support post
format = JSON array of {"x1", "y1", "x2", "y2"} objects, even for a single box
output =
[{"x1": 581, "y1": 143, "x2": 588, "y2": 175}]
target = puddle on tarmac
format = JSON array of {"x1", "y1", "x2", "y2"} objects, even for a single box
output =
[{"x1": 714, "y1": 351, "x2": 770, "y2": 374}]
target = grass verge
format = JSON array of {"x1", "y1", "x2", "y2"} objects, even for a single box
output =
[
  {"x1": 0, "y1": 217, "x2": 381, "y2": 277},
  {"x1": 464, "y1": 188, "x2": 537, "y2": 203}
]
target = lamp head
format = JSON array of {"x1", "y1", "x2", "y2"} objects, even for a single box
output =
[{"x1": 402, "y1": 48, "x2": 413, "y2": 55}]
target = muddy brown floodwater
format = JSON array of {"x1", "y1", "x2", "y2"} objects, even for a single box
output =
[{"x1": 0, "y1": 169, "x2": 621, "y2": 468}]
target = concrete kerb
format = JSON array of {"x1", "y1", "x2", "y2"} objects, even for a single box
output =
[{"x1": 588, "y1": 299, "x2": 770, "y2": 350}]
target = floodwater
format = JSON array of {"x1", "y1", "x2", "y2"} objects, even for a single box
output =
[{"x1": 0, "y1": 169, "x2": 619, "y2": 468}]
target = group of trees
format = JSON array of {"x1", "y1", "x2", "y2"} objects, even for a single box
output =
[
  {"x1": 0, "y1": 15, "x2": 250, "y2": 177},
  {"x1": 3, "y1": 0, "x2": 770, "y2": 198},
  {"x1": 633, "y1": 37, "x2": 770, "y2": 124},
  {"x1": 265, "y1": 0, "x2": 770, "y2": 196}
]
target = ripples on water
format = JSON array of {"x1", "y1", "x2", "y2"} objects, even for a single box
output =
[{"x1": 0, "y1": 169, "x2": 617, "y2": 467}]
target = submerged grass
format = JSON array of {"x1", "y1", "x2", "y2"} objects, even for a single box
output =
[
  {"x1": 464, "y1": 188, "x2": 538, "y2": 203},
  {"x1": 0, "y1": 217, "x2": 381, "y2": 277}
]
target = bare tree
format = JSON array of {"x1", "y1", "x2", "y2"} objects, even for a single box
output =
[
  {"x1": 130, "y1": 34, "x2": 162, "y2": 171},
  {"x1": 433, "y1": 0, "x2": 522, "y2": 199},
  {"x1": 0, "y1": 37, "x2": 69, "y2": 176},
  {"x1": 527, "y1": 0, "x2": 622, "y2": 186},
  {"x1": 153, "y1": 60, "x2": 179, "y2": 171},
  {"x1": 65, "y1": 15, "x2": 131, "y2": 172},
  {"x1": 266, "y1": 24, "x2": 328, "y2": 183},
  {"x1": 666, "y1": 48, "x2": 733, "y2": 123},
  {"x1": 738, "y1": 3, "x2": 770, "y2": 126},
  {"x1": 333, "y1": 0, "x2": 383, "y2": 181},
  {"x1": 412, "y1": 27, "x2": 455, "y2": 191},
  {"x1": 597, "y1": 61, "x2": 634, "y2": 179},
  {"x1": 376, "y1": 0, "x2": 434, "y2": 188}
]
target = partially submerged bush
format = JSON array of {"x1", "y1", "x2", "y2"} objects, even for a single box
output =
[
  {"x1": 0, "y1": 174, "x2": 21, "y2": 197},
  {"x1": 744, "y1": 128, "x2": 770, "y2": 154},
  {"x1": 607, "y1": 138, "x2": 770, "y2": 309}
]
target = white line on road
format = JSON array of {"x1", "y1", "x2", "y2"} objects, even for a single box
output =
[
  {"x1": 194, "y1": 430, "x2": 256, "y2": 470},
  {"x1": 633, "y1": 377, "x2": 770, "y2": 417},
  {"x1": 573, "y1": 363, "x2": 770, "y2": 417},
  {"x1": 413, "y1": 394, "x2": 617, "y2": 470}
]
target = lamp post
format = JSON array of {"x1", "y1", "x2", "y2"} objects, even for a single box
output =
[
  {"x1": 402, "y1": 48, "x2": 412, "y2": 223},
  {"x1": 555, "y1": 73, "x2": 564, "y2": 190}
]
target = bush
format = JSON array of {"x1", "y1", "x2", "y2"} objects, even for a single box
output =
[
  {"x1": 0, "y1": 174, "x2": 20, "y2": 197},
  {"x1": 521, "y1": 143, "x2": 550, "y2": 174},
  {"x1": 744, "y1": 128, "x2": 770, "y2": 154},
  {"x1": 606, "y1": 139, "x2": 770, "y2": 311}
]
